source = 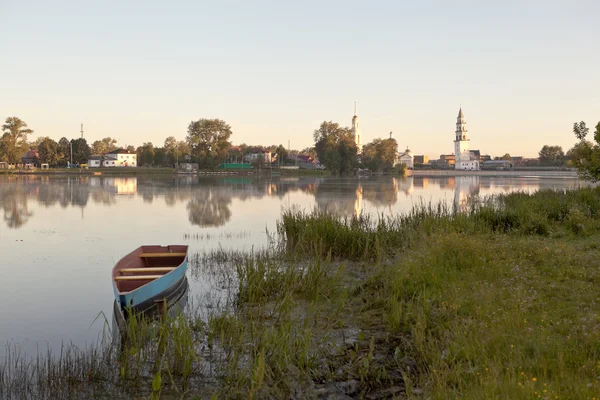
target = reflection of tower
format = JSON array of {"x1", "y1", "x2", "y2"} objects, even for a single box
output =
[
  {"x1": 351, "y1": 102, "x2": 361, "y2": 152},
  {"x1": 454, "y1": 176, "x2": 480, "y2": 212},
  {"x1": 397, "y1": 177, "x2": 414, "y2": 195},
  {"x1": 354, "y1": 184, "x2": 363, "y2": 218}
]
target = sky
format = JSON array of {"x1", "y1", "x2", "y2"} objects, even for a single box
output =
[{"x1": 1, "y1": 0, "x2": 598, "y2": 158}]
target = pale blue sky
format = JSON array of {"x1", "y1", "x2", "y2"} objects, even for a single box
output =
[{"x1": 1, "y1": 0, "x2": 598, "y2": 157}]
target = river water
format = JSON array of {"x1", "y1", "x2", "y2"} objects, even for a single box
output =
[{"x1": 0, "y1": 174, "x2": 586, "y2": 357}]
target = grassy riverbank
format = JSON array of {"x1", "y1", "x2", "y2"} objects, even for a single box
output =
[{"x1": 3, "y1": 188, "x2": 600, "y2": 398}]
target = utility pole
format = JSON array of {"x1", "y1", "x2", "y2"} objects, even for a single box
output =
[{"x1": 80, "y1": 123, "x2": 84, "y2": 139}]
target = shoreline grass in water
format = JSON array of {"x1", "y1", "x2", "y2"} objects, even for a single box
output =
[{"x1": 3, "y1": 187, "x2": 600, "y2": 398}]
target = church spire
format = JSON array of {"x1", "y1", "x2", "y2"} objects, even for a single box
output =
[
  {"x1": 455, "y1": 106, "x2": 467, "y2": 141},
  {"x1": 351, "y1": 102, "x2": 360, "y2": 151}
]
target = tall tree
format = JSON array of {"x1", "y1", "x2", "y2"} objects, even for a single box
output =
[
  {"x1": 0, "y1": 117, "x2": 33, "y2": 163},
  {"x1": 275, "y1": 145, "x2": 288, "y2": 164},
  {"x1": 164, "y1": 136, "x2": 177, "y2": 165},
  {"x1": 361, "y1": 138, "x2": 398, "y2": 172},
  {"x1": 58, "y1": 137, "x2": 70, "y2": 166},
  {"x1": 538, "y1": 145, "x2": 565, "y2": 166},
  {"x1": 70, "y1": 138, "x2": 91, "y2": 165},
  {"x1": 573, "y1": 121, "x2": 589, "y2": 141},
  {"x1": 153, "y1": 147, "x2": 167, "y2": 166},
  {"x1": 301, "y1": 147, "x2": 318, "y2": 160},
  {"x1": 186, "y1": 118, "x2": 233, "y2": 169},
  {"x1": 38, "y1": 138, "x2": 61, "y2": 166},
  {"x1": 570, "y1": 120, "x2": 600, "y2": 181},
  {"x1": 91, "y1": 137, "x2": 118, "y2": 155},
  {"x1": 30, "y1": 136, "x2": 47, "y2": 150},
  {"x1": 140, "y1": 142, "x2": 155, "y2": 166},
  {"x1": 313, "y1": 121, "x2": 357, "y2": 175}
]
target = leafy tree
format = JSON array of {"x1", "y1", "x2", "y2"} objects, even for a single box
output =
[
  {"x1": 361, "y1": 138, "x2": 398, "y2": 172},
  {"x1": 186, "y1": 118, "x2": 233, "y2": 169},
  {"x1": 126, "y1": 145, "x2": 136, "y2": 153},
  {"x1": 570, "y1": 121, "x2": 600, "y2": 181},
  {"x1": 494, "y1": 153, "x2": 512, "y2": 161},
  {"x1": 91, "y1": 137, "x2": 117, "y2": 155},
  {"x1": 313, "y1": 121, "x2": 357, "y2": 175},
  {"x1": 38, "y1": 138, "x2": 61, "y2": 166},
  {"x1": 153, "y1": 147, "x2": 167, "y2": 166},
  {"x1": 164, "y1": 136, "x2": 177, "y2": 166},
  {"x1": 573, "y1": 121, "x2": 589, "y2": 141},
  {"x1": 177, "y1": 141, "x2": 190, "y2": 158},
  {"x1": 538, "y1": 145, "x2": 565, "y2": 166},
  {"x1": 275, "y1": 145, "x2": 288, "y2": 164},
  {"x1": 301, "y1": 146, "x2": 317, "y2": 160},
  {"x1": 30, "y1": 136, "x2": 47, "y2": 150},
  {"x1": 0, "y1": 117, "x2": 33, "y2": 163},
  {"x1": 58, "y1": 137, "x2": 70, "y2": 166},
  {"x1": 140, "y1": 142, "x2": 155, "y2": 166},
  {"x1": 70, "y1": 138, "x2": 91, "y2": 164}
]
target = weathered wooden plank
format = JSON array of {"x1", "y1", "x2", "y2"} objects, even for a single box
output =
[
  {"x1": 120, "y1": 267, "x2": 177, "y2": 273},
  {"x1": 139, "y1": 253, "x2": 186, "y2": 258},
  {"x1": 114, "y1": 275, "x2": 162, "y2": 281}
]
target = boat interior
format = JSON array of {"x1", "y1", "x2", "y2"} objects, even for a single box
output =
[{"x1": 113, "y1": 245, "x2": 188, "y2": 293}]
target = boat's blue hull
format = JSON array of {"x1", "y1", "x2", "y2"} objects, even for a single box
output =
[{"x1": 113, "y1": 259, "x2": 188, "y2": 310}]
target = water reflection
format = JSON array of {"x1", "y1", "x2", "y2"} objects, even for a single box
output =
[{"x1": 0, "y1": 174, "x2": 586, "y2": 229}]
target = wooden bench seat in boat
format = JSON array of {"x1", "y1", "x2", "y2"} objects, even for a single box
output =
[
  {"x1": 139, "y1": 253, "x2": 186, "y2": 258},
  {"x1": 114, "y1": 275, "x2": 163, "y2": 281},
  {"x1": 120, "y1": 267, "x2": 177, "y2": 273}
]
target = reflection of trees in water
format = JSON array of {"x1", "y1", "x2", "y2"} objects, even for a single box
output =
[
  {"x1": 187, "y1": 187, "x2": 232, "y2": 227},
  {"x1": 314, "y1": 178, "x2": 400, "y2": 217},
  {"x1": 314, "y1": 180, "x2": 362, "y2": 217},
  {"x1": 2, "y1": 189, "x2": 32, "y2": 228},
  {"x1": 361, "y1": 177, "x2": 399, "y2": 208}
]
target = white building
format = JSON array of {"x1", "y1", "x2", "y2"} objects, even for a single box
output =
[
  {"x1": 88, "y1": 155, "x2": 103, "y2": 167},
  {"x1": 104, "y1": 149, "x2": 137, "y2": 167},
  {"x1": 351, "y1": 102, "x2": 361, "y2": 152},
  {"x1": 454, "y1": 108, "x2": 479, "y2": 170},
  {"x1": 244, "y1": 148, "x2": 272, "y2": 163},
  {"x1": 396, "y1": 147, "x2": 414, "y2": 169}
]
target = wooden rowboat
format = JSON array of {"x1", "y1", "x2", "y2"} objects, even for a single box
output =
[{"x1": 112, "y1": 245, "x2": 189, "y2": 313}]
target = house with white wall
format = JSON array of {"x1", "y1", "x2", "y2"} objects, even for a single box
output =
[
  {"x1": 104, "y1": 149, "x2": 137, "y2": 167},
  {"x1": 244, "y1": 147, "x2": 272, "y2": 163}
]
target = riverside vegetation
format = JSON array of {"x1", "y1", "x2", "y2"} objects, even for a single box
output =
[{"x1": 3, "y1": 187, "x2": 600, "y2": 398}]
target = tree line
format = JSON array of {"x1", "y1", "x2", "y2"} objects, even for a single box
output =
[{"x1": 0, "y1": 116, "x2": 320, "y2": 168}]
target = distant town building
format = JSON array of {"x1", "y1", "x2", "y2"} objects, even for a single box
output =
[
  {"x1": 21, "y1": 150, "x2": 39, "y2": 166},
  {"x1": 511, "y1": 156, "x2": 524, "y2": 166},
  {"x1": 105, "y1": 149, "x2": 137, "y2": 167},
  {"x1": 244, "y1": 147, "x2": 272, "y2": 163},
  {"x1": 88, "y1": 155, "x2": 103, "y2": 167},
  {"x1": 454, "y1": 108, "x2": 480, "y2": 170},
  {"x1": 482, "y1": 160, "x2": 513, "y2": 170},
  {"x1": 89, "y1": 149, "x2": 137, "y2": 168},
  {"x1": 413, "y1": 155, "x2": 429, "y2": 165},
  {"x1": 351, "y1": 102, "x2": 361, "y2": 152},
  {"x1": 396, "y1": 147, "x2": 414, "y2": 169},
  {"x1": 439, "y1": 154, "x2": 456, "y2": 167}
]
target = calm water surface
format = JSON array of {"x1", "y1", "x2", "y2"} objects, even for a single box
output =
[{"x1": 0, "y1": 174, "x2": 586, "y2": 357}]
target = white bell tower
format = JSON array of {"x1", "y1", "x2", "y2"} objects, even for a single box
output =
[
  {"x1": 454, "y1": 107, "x2": 479, "y2": 170},
  {"x1": 351, "y1": 102, "x2": 361, "y2": 152}
]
